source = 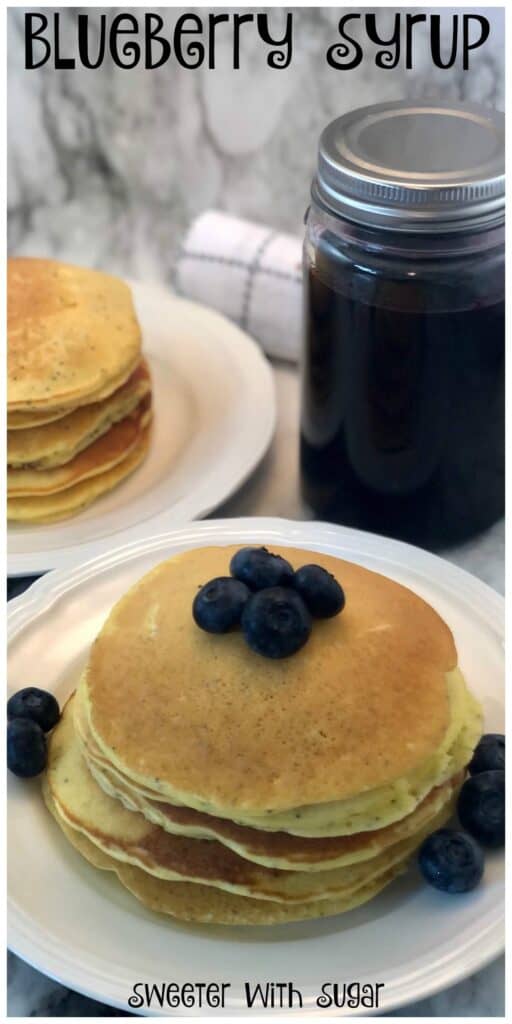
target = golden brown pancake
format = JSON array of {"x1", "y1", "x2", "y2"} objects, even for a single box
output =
[
  {"x1": 46, "y1": 698, "x2": 456, "y2": 903},
  {"x1": 7, "y1": 360, "x2": 140, "y2": 430},
  {"x1": 8, "y1": 396, "x2": 151, "y2": 496},
  {"x1": 87, "y1": 755, "x2": 463, "y2": 871},
  {"x1": 44, "y1": 784, "x2": 406, "y2": 925},
  {"x1": 7, "y1": 424, "x2": 151, "y2": 523},
  {"x1": 78, "y1": 666, "x2": 480, "y2": 840},
  {"x1": 8, "y1": 257, "x2": 141, "y2": 413},
  {"x1": 74, "y1": 683, "x2": 463, "y2": 869},
  {"x1": 83, "y1": 546, "x2": 458, "y2": 819},
  {"x1": 8, "y1": 407, "x2": 76, "y2": 431},
  {"x1": 8, "y1": 360, "x2": 151, "y2": 469},
  {"x1": 39, "y1": 545, "x2": 484, "y2": 927}
]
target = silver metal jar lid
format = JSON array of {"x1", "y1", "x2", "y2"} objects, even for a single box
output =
[{"x1": 312, "y1": 100, "x2": 505, "y2": 233}]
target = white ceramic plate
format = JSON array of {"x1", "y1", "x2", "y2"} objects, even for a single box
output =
[
  {"x1": 7, "y1": 518, "x2": 504, "y2": 1016},
  {"x1": 8, "y1": 285, "x2": 276, "y2": 576}
]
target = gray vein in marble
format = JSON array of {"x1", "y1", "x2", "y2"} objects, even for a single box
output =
[
  {"x1": 7, "y1": 10, "x2": 505, "y2": 1016},
  {"x1": 8, "y1": 8, "x2": 504, "y2": 276},
  {"x1": 7, "y1": 952, "x2": 132, "y2": 1017}
]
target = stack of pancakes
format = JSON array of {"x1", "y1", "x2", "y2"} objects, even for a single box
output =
[
  {"x1": 43, "y1": 545, "x2": 483, "y2": 926},
  {"x1": 7, "y1": 258, "x2": 152, "y2": 523}
]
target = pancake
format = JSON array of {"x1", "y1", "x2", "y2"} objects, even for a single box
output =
[
  {"x1": 76, "y1": 663, "x2": 480, "y2": 838},
  {"x1": 73, "y1": 675, "x2": 463, "y2": 869},
  {"x1": 82, "y1": 545, "x2": 480, "y2": 827},
  {"x1": 8, "y1": 360, "x2": 151, "y2": 469},
  {"x1": 7, "y1": 424, "x2": 151, "y2": 523},
  {"x1": 44, "y1": 785, "x2": 406, "y2": 925},
  {"x1": 7, "y1": 360, "x2": 140, "y2": 430},
  {"x1": 8, "y1": 257, "x2": 141, "y2": 413},
  {"x1": 46, "y1": 698, "x2": 453, "y2": 905},
  {"x1": 8, "y1": 407, "x2": 78, "y2": 431},
  {"x1": 8, "y1": 397, "x2": 152, "y2": 496},
  {"x1": 85, "y1": 750, "x2": 463, "y2": 871}
]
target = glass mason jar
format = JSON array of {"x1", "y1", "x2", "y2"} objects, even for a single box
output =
[{"x1": 300, "y1": 101, "x2": 505, "y2": 549}]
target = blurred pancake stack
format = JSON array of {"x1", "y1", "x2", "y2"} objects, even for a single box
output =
[
  {"x1": 7, "y1": 258, "x2": 152, "y2": 523},
  {"x1": 43, "y1": 545, "x2": 483, "y2": 925}
]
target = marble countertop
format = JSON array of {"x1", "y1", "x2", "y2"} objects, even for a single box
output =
[{"x1": 7, "y1": 364, "x2": 504, "y2": 1017}]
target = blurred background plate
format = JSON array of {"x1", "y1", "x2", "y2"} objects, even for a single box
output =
[
  {"x1": 7, "y1": 517, "x2": 504, "y2": 1016},
  {"x1": 7, "y1": 284, "x2": 276, "y2": 576}
]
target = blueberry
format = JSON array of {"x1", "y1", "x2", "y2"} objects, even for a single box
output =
[
  {"x1": 457, "y1": 770, "x2": 505, "y2": 848},
  {"x1": 241, "y1": 587, "x2": 312, "y2": 659},
  {"x1": 230, "y1": 547, "x2": 294, "y2": 591},
  {"x1": 469, "y1": 734, "x2": 505, "y2": 775},
  {"x1": 418, "y1": 828, "x2": 484, "y2": 893},
  {"x1": 7, "y1": 687, "x2": 60, "y2": 733},
  {"x1": 293, "y1": 564, "x2": 345, "y2": 618},
  {"x1": 7, "y1": 718, "x2": 47, "y2": 778},
  {"x1": 193, "y1": 577, "x2": 250, "y2": 634}
]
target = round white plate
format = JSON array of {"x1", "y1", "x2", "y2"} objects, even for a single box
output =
[
  {"x1": 8, "y1": 285, "x2": 276, "y2": 576},
  {"x1": 8, "y1": 518, "x2": 504, "y2": 1016}
]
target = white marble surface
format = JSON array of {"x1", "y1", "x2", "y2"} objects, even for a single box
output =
[
  {"x1": 7, "y1": 6, "x2": 504, "y2": 1015},
  {"x1": 8, "y1": 8, "x2": 504, "y2": 274},
  {"x1": 7, "y1": 366, "x2": 504, "y2": 1018}
]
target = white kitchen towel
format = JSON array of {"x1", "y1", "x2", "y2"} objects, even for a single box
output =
[{"x1": 174, "y1": 211, "x2": 303, "y2": 363}]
